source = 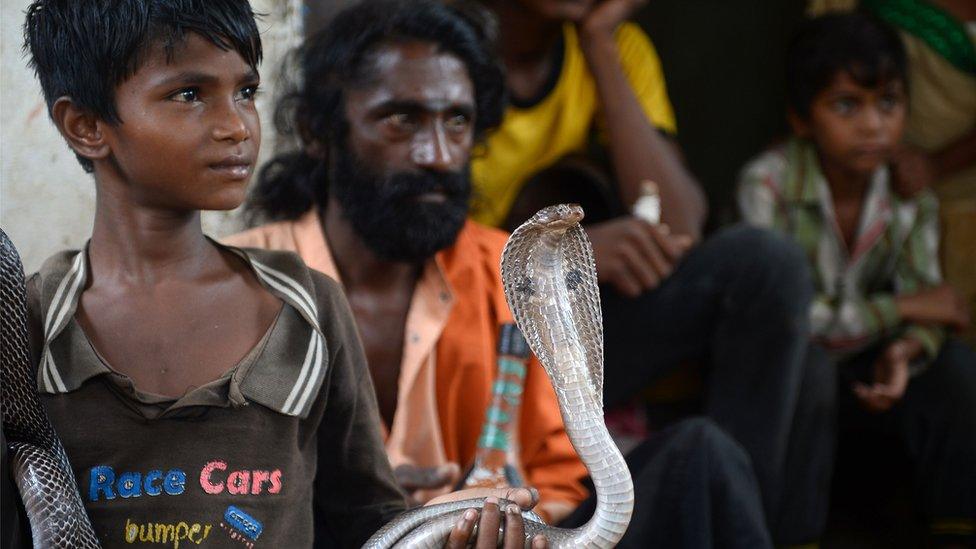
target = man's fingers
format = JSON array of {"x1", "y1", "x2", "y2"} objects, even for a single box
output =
[
  {"x1": 646, "y1": 223, "x2": 685, "y2": 263},
  {"x1": 617, "y1": 242, "x2": 660, "y2": 292},
  {"x1": 628, "y1": 223, "x2": 673, "y2": 279},
  {"x1": 446, "y1": 509, "x2": 479, "y2": 549},
  {"x1": 503, "y1": 504, "x2": 525, "y2": 549},
  {"x1": 475, "y1": 497, "x2": 502, "y2": 549},
  {"x1": 531, "y1": 534, "x2": 550, "y2": 549}
]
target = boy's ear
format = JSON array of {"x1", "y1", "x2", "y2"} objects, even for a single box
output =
[
  {"x1": 51, "y1": 96, "x2": 111, "y2": 164},
  {"x1": 787, "y1": 108, "x2": 811, "y2": 138}
]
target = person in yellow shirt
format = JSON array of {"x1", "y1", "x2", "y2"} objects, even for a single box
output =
[{"x1": 474, "y1": 0, "x2": 834, "y2": 545}]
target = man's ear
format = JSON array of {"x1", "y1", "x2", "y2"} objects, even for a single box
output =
[
  {"x1": 50, "y1": 96, "x2": 111, "y2": 164},
  {"x1": 787, "y1": 108, "x2": 811, "y2": 138}
]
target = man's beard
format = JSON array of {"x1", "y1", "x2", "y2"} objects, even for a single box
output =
[{"x1": 329, "y1": 145, "x2": 471, "y2": 263}]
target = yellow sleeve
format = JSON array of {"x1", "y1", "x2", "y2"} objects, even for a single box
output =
[{"x1": 613, "y1": 23, "x2": 677, "y2": 134}]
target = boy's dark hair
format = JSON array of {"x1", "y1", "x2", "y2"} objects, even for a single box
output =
[
  {"x1": 786, "y1": 12, "x2": 907, "y2": 118},
  {"x1": 24, "y1": 0, "x2": 263, "y2": 173},
  {"x1": 245, "y1": 0, "x2": 506, "y2": 223}
]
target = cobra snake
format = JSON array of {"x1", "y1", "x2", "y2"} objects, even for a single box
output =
[
  {"x1": 365, "y1": 204, "x2": 634, "y2": 548},
  {"x1": 1, "y1": 228, "x2": 100, "y2": 548}
]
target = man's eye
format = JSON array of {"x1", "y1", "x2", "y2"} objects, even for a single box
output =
[
  {"x1": 386, "y1": 113, "x2": 417, "y2": 130},
  {"x1": 445, "y1": 114, "x2": 470, "y2": 132},
  {"x1": 170, "y1": 88, "x2": 199, "y2": 103},
  {"x1": 237, "y1": 84, "x2": 260, "y2": 101}
]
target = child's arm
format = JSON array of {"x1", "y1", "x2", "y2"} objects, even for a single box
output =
[
  {"x1": 311, "y1": 278, "x2": 408, "y2": 546},
  {"x1": 581, "y1": 12, "x2": 706, "y2": 238},
  {"x1": 887, "y1": 191, "x2": 951, "y2": 365}
]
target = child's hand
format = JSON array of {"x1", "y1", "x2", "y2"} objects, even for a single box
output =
[
  {"x1": 586, "y1": 217, "x2": 694, "y2": 297},
  {"x1": 444, "y1": 497, "x2": 548, "y2": 549},
  {"x1": 852, "y1": 338, "x2": 918, "y2": 413},
  {"x1": 890, "y1": 144, "x2": 936, "y2": 198},
  {"x1": 394, "y1": 463, "x2": 461, "y2": 506},
  {"x1": 896, "y1": 284, "x2": 971, "y2": 332}
]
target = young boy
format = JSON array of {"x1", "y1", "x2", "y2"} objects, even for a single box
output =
[
  {"x1": 17, "y1": 1, "x2": 536, "y2": 547},
  {"x1": 738, "y1": 13, "x2": 976, "y2": 544}
]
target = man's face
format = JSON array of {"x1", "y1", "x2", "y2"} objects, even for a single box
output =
[
  {"x1": 329, "y1": 41, "x2": 476, "y2": 262},
  {"x1": 794, "y1": 71, "x2": 906, "y2": 178},
  {"x1": 99, "y1": 33, "x2": 261, "y2": 211}
]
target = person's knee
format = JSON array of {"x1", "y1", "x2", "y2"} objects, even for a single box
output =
[
  {"x1": 671, "y1": 417, "x2": 753, "y2": 468},
  {"x1": 710, "y1": 225, "x2": 813, "y2": 316}
]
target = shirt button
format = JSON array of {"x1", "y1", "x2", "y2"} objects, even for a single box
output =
[{"x1": 410, "y1": 333, "x2": 420, "y2": 344}]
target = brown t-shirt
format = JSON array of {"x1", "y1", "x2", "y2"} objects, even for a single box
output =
[{"x1": 26, "y1": 243, "x2": 407, "y2": 548}]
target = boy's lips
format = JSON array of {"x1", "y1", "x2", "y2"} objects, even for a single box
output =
[{"x1": 209, "y1": 155, "x2": 254, "y2": 180}]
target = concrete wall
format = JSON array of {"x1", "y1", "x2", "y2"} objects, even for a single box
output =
[{"x1": 0, "y1": 0, "x2": 303, "y2": 273}]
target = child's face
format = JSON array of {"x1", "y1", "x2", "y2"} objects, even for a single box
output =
[
  {"x1": 99, "y1": 33, "x2": 261, "y2": 211},
  {"x1": 793, "y1": 71, "x2": 906, "y2": 178}
]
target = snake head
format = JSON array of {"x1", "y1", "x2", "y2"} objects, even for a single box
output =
[{"x1": 526, "y1": 204, "x2": 585, "y2": 231}]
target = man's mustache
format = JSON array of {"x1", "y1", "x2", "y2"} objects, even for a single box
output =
[{"x1": 381, "y1": 170, "x2": 470, "y2": 202}]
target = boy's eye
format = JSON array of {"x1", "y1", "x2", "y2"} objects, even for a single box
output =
[
  {"x1": 237, "y1": 84, "x2": 260, "y2": 102},
  {"x1": 170, "y1": 88, "x2": 200, "y2": 103},
  {"x1": 878, "y1": 94, "x2": 901, "y2": 112},
  {"x1": 831, "y1": 97, "x2": 857, "y2": 115}
]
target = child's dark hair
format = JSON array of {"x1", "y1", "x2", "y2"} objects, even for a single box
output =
[
  {"x1": 786, "y1": 12, "x2": 906, "y2": 118},
  {"x1": 245, "y1": 0, "x2": 506, "y2": 223},
  {"x1": 23, "y1": 0, "x2": 262, "y2": 173}
]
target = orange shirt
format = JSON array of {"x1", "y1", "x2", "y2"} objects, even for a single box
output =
[{"x1": 225, "y1": 211, "x2": 588, "y2": 516}]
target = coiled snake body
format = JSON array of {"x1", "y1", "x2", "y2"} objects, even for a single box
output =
[
  {"x1": 365, "y1": 205, "x2": 634, "y2": 548},
  {"x1": 0, "y1": 229, "x2": 100, "y2": 548}
]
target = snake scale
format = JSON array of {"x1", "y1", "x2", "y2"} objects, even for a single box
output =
[
  {"x1": 1, "y1": 228, "x2": 101, "y2": 548},
  {"x1": 365, "y1": 204, "x2": 634, "y2": 548}
]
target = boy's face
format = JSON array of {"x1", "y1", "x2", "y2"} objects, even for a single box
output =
[
  {"x1": 793, "y1": 71, "x2": 906, "y2": 178},
  {"x1": 98, "y1": 33, "x2": 260, "y2": 211}
]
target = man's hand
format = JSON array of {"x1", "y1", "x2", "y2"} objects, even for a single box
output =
[
  {"x1": 896, "y1": 284, "x2": 971, "y2": 332},
  {"x1": 579, "y1": 0, "x2": 647, "y2": 42},
  {"x1": 586, "y1": 217, "x2": 694, "y2": 297},
  {"x1": 853, "y1": 338, "x2": 919, "y2": 413},
  {"x1": 429, "y1": 488, "x2": 548, "y2": 549},
  {"x1": 394, "y1": 463, "x2": 461, "y2": 506},
  {"x1": 890, "y1": 144, "x2": 937, "y2": 198}
]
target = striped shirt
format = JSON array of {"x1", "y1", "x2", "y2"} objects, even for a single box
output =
[
  {"x1": 737, "y1": 137, "x2": 945, "y2": 371},
  {"x1": 26, "y1": 242, "x2": 406, "y2": 548}
]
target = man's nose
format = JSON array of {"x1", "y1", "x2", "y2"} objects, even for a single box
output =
[
  {"x1": 410, "y1": 124, "x2": 454, "y2": 171},
  {"x1": 212, "y1": 100, "x2": 251, "y2": 143}
]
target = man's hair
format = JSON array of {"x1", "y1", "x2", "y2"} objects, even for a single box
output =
[
  {"x1": 245, "y1": 0, "x2": 506, "y2": 223},
  {"x1": 786, "y1": 12, "x2": 906, "y2": 119},
  {"x1": 23, "y1": 0, "x2": 262, "y2": 173}
]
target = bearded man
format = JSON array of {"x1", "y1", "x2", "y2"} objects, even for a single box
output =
[{"x1": 227, "y1": 2, "x2": 771, "y2": 547}]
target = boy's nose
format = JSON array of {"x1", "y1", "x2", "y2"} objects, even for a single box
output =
[{"x1": 213, "y1": 102, "x2": 251, "y2": 143}]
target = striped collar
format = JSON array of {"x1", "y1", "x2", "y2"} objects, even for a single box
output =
[{"x1": 35, "y1": 240, "x2": 329, "y2": 418}]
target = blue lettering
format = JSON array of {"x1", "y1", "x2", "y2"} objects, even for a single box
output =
[
  {"x1": 164, "y1": 469, "x2": 186, "y2": 495},
  {"x1": 89, "y1": 466, "x2": 116, "y2": 501},
  {"x1": 117, "y1": 472, "x2": 142, "y2": 498},
  {"x1": 144, "y1": 470, "x2": 163, "y2": 496}
]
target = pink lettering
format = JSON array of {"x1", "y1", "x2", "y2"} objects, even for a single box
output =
[
  {"x1": 268, "y1": 470, "x2": 282, "y2": 494},
  {"x1": 227, "y1": 471, "x2": 251, "y2": 495},
  {"x1": 251, "y1": 471, "x2": 270, "y2": 494},
  {"x1": 200, "y1": 461, "x2": 227, "y2": 494}
]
